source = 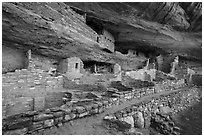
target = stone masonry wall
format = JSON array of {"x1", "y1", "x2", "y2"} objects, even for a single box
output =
[
  {"x1": 30, "y1": 54, "x2": 58, "y2": 72},
  {"x1": 154, "y1": 79, "x2": 185, "y2": 92},
  {"x1": 174, "y1": 63, "x2": 188, "y2": 80},
  {"x1": 125, "y1": 69, "x2": 156, "y2": 81},
  {"x1": 128, "y1": 49, "x2": 146, "y2": 59},
  {"x1": 104, "y1": 86, "x2": 201, "y2": 134},
  {"x1": 58, "y1": 57, "x2": 84, "y2": 80},
  {"x1": 2, "y1": 78, "x2": 186, "y2": 135},
  {"x1": 2, "y1": 69, "x2": 64, "y2": 119},
  {"x1": 156, "y1": 55, "x2": 163, "y2": 71},
  {"x1": 99, "y1": 29, "x2": 115, "y2": 52}
]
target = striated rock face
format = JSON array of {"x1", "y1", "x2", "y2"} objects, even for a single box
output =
[
  {"x1": 66, "y1": 2, "x2": 202, "y2": 60},
  {"x1": 2, "y1": 2, "x2": 202, "y2": 67},
  {"x1": 179, "y1": 2, "x2": 202, "y2": 31},
  {"x1": 126, "y1": 2, "x2": 190, "y2": 30},
  {"x1": 2, "y1": 2, "x2": 118, "y2": 63}
]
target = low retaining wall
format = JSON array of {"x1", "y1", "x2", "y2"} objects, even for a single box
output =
[
  {"x1": 154, "y1": 79, "x2": 185, "y2": 92},
  {"x1": 2, "y1": 78, "x2": 186, "y2": 135},
  {"x1": 104, "y1": 86, "x2": 201, "y2": 134},
  {"x1": 2, "y1": 87, "x2": 154, "y2": 135}
]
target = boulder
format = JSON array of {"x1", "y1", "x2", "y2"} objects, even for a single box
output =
[
  {"x1": 133, "y1": 112, "x2": 145, "y2": 128},
  {"x1": 121, "y1": 116, "x2": 134, "y2": 128},
  {"x1": 159, "y1": 106, "x2": 172, "y2": 114},
  {"x1": 103, "y1": 114, "x2": 116, "y2": 120}
]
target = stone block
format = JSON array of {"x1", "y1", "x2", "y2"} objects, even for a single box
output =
[
  {"x1": 71, "y1": 107, "x2": 77, "y2": 114},
  {"x1": 119, "y1": 94, "x2": 125, "y2": 98},
  {"x1": 112, "y1": 98, "x2": 118, "y2": 102},
  {"x1": 84, "y1": 105, "x2": 92, "y2": 111},
  {"x1": 115, "y1": 100, "x2": 120, "y2": 106},
  {"x1": 3, "y1": 127, "x2": 28, "y2": 135},
  {"x1": 92, "y1": 103, "x2": 99, "y2": 109},
  {"x1": 57, "y1": 123, "x2": 63, "y2": 127},
  {"x1": 125, "y1": 107, "x2": 132, "y2": 113},
  {"x1": 89, "y1": 108, "x2": 98, "y2": 115},
  {"x1": 125, "y1": 95, "x2": 131, "y2": 100},
  {"x1": 115, "y1": 112, "x2": 123, "y2": 119},
  {"x1": 54, "y1": 116, "x2": 64, "y2": 125},
  {"x1": 50, "y1": 107, "x2": 62, "y2": 112},
  {"x1": 75, "y1": 106, "x2": 85, "y2": 114},
  {"x1": 29, "y1": 121, "x2": 44, "y2": 132},
  {"x1": 121, "y1": 116, "x2": 134, "y2": 128},
  {"x1": 69, "y1": 113, "x2": 77, "y2": 120},
  {"x1": 102, "y1": 100, "x2": 109, "y2": 106},
  {"x1": 95, "y1": 101, "x2": 103, "y2": 107},
  {"x1": 133, "y1": 112, "x2": 144, "y2": 128},
  {"x1": 44, "y1": 119, "x2": 54, "y2": 128},
  {"x1": 53, "y1": 111, "x2": 64, "y2": 118},
  {"x1": 159, "y1": 106, "x2": 172, "y2": 114},
  {"x1": 34, "y1": 113, "x2": 53, "y2": 122},
  {"x1": 144, "y1": 118, "x2": 151, "y2": 128},
  {"x1": 60, "y1": 105, "x2": 72, "y2": 114},
  {"x1": 79, "y1": 111, "x2": 89, "y2": 118},
  {"x1": 64, "y1": 114, "x2": 72, "y2": 122},
  {"x1": 98, "y1": 106, "x2": 104, "y2": 113}
]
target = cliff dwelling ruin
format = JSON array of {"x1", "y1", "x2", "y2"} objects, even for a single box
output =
[{"x1": 2, "y1": 2, "x2": 202, "y2": 135}]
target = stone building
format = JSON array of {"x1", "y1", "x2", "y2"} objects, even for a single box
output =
[
  {"x1": 127, "y1": 49, "x2": 145, "y2": 57},
  {"x1": 170, "y1": 56, "x2": 179, "y2": 76},
  {"x1": 58, "y1": 57, "x2": 84, "y2": 79},
  {"x1": 84, "y1": 60, "x2": 116, "y2": 74},
  {"x1": 98, "y1": 29, "x2": 115, "y2": 53},
  {"x1": 2, "y1": 47, "x2": 58, "y2": 74},
  {"x1": 156, "y1": 54, "x2": 163, "y2": 71}
]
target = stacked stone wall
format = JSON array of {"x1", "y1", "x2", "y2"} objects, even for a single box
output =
[
  {"x1": 154, "y1": 79, "x2": 185, "y2": 93},
  {"x1": 2, "y1": 77, "x2": 187, "y2": 134},
  {"x1": 104, "y1": 87, "x2": 201, "y2": 134},
  {"x1": 58, "y1": 57, "x2": 84, "y2": 80},
  {"x1": 2, "y1": 69, "x2": 64, "y2": 119},
  {"x1": 125, "y1": 69, "x2": 156, "y2": 81},
  {"x1": 30, "y1": 54, "x2": 58, "y2": 72},
  {"x1": 99, "y1": 29, "x2": 115, "y2": 52}
]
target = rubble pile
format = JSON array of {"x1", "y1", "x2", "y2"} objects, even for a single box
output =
[
  {"x1": 103, "y1": 87, "x2": 201, "y2": 135},
  {"x1": 150, "y1": 113, "x2": 181, "y2": 135}
]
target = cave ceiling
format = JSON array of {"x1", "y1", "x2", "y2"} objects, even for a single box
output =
[{"x1": 2, "y1": 2, "x2": 202, "y2": 64}]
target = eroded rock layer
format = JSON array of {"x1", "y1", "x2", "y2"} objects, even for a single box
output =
[{"x1": 2, "y1": 2, "x2": 202, "y2": 65}]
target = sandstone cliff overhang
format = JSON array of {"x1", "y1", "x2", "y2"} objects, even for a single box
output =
[{"x1": 2, "y1": 2, "x2": 202, "y2": 63}]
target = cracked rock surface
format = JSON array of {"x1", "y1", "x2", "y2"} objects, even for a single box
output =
[{"x1": 3, "y1": 2, "x2": 202, "y2": 64}]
